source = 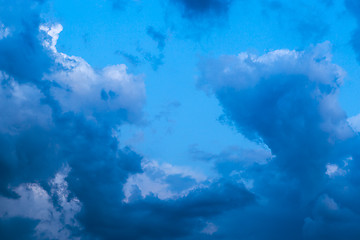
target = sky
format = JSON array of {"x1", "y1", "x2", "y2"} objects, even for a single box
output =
[{"x1": 2, "y1": 0, "x2": 360, "y2": 239}]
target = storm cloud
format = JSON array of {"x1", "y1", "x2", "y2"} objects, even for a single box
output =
[{"x1": 197, "y1": 42, "x2": 360, "y2": 239}]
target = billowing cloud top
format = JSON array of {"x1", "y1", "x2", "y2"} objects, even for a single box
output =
[{"x1": 197, "y1": 42, "x2": 360, "y2": 240}]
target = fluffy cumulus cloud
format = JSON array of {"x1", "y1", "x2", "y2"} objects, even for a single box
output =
[
  {"x1": 42, "y1": 27, "x2": 146, "y2": 124},
  {"x1": 198, "y1": 42, "x2": 360, "y2": 239},
  {"x1": 123, "y1": 159, "x2": 208, "y2": 201},
  {"x1": 0, "y1": 1, "x2": 256, "y2": 239}
]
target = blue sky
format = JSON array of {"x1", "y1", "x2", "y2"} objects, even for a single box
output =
[{"x1": 2, "y1": 0, "x2": 360, "y2": 239}]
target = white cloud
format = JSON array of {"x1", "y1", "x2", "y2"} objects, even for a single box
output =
[
  {"x1": 0, "y1": 23, "x2": 10, "y2": 40},
  {"x1": 123, "y1": 159, "x2": 207, "y2": 202},
  {"x1": 199, "y1": 42, "x2": 345, "y2": 92},
  {"x1": 201, "y1": 222, "x2": 218, "y2": 235},
  {"x1": 39, "y1": 24, "x2": 63, "y2": 53},
  {"x1": 325, "y1": 163, "x2": 347, "y2": 178},
  {"x1": 0, "y1": 71, "x2": 52, "y2": 134},
  {"x1": 198, "y1": 42, "x2": 353, "y2": 141},
  {"x1": 0, "y1": 166, "x2": 81, "y2": 240},
  {"x1": 40, "y1": 24, "x2": 146, "y2": 124},
  {"x1": 347, "y1": 114, "x2": 360, "y2": 133}
]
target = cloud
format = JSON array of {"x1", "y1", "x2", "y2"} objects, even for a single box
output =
[
  {"x1": 146, "y1": 26, "x2": 166, "y2": 51},
  {"x1": 201, "y1": 222, "x2": 218, "y2": 235},
  {"x1": 115, "y1": 27, "x2": 166, "y2": 71},
  {"x1": 346, "y1": 0, "x2": 360, "y2": 62},
  {"x1": 325, "y1": 163, "x2": 348, "y2": 178},
  {"x1": 142, "y1": 52, "x2": 164, "y2": 71},
  {"x1": 0, "y1": 72, "x2": 52, "y2": 135},
  {"x1": 115, "y1": 51, "x2": 141, "y2": 66},
  {"x1": 123, "y1": 159, "x2": 207, "y2": 201},
  {"x1": 189, "y1": 144, "x2": 272, "y2": 165},
  {"x1": 0, "y1": 217, "x2": 38, "y2": 240},
  {"x1": 303, "y1": 194, "x2": 360, "y2": 240},
  {"x1": 0, "y1": 8, "x2": 143, "y2": 238},
  {"x1": 40, "y1": 24, "x2": 146, "y2": 125},
  {"x1": 0, "y1": 23, "x2": 10, "y2": 40},
  {"x1": 86, "y1": 179, "x2": 254, "y2": 240},
  {"x1": 0, "y1": 0, "x2": 51, "y2": 83},
  {"x1": 197, "y1": 42, "x2": 360, "y2": 239},
  {"x1": 198, "y1": 42, "x2": 352, "y2": 150},
  {"x1": 115, "y1": 48, "x2": 165, "y2": 71},
  {"x1": 198, "y1": 42, "x2": 352, "y2": 179},
  {"x1": 348, "y1": 113, "x2": 360, "y2": 132},
  {"x1": 0, "y1": 16, "x2": 146, "y2": 201},
  {"x1": 0, "y1": 168, "x2": 81, "y2": 239},
  {"x1": 170, "y1": 0, "x2": 234, "y2": 19}
]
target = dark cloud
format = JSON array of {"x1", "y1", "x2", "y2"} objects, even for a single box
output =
[
  {"x1": 0, "y1": 0, "x2": 55, "y2": 199},
  {"x1": 0, "y1": 0, "x2": 51, "y2": 83},
  {"x1": 303, "y1": 194, "x2": 360, "y2": 240},
  {"x1": 79, "y1": 179, "x2": 254, "y2": 240},
  {"x1": 0, "y1": 127, "x2": 63, "y2": 198},
  {"x1": 197, "y1": 42, "x2": 360, "y2": 239},
  {"x1": 0, "y1": 217, "x2": 38, "y2": 240},
  {"x1": 170, "y1": 0, "x2": 234, "y2": 19}
]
